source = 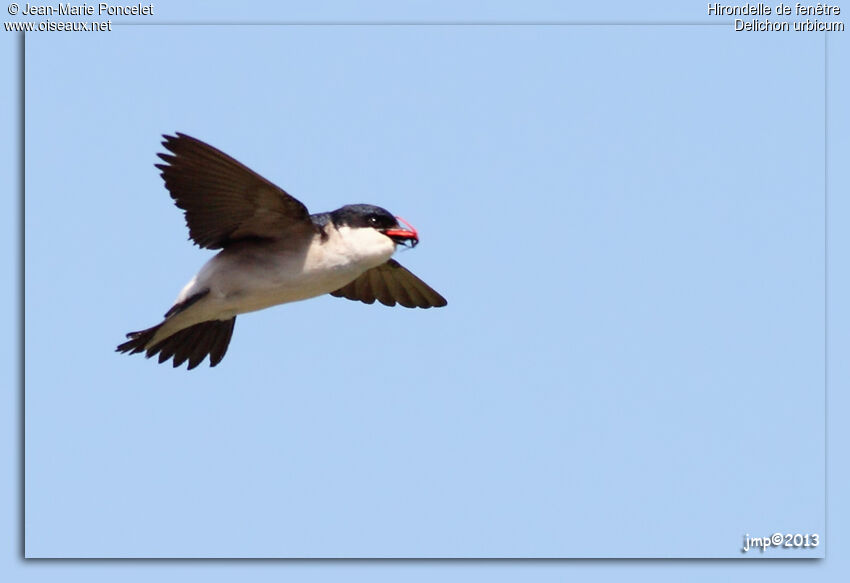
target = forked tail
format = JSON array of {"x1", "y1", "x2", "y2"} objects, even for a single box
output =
[{"x1": 116, "y1": 318, "x2": 236, "y2": 369}]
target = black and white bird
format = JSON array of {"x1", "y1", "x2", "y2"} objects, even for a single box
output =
[{"x1": 117, "y1": 133, "x2": 447, "y2": 369}]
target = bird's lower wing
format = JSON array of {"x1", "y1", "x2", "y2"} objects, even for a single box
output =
[{"x1": 330, "y1": 259, "x2": 447, "y2": 308}]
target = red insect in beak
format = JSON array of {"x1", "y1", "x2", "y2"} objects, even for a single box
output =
[{"x1": 383, "y1": 216, "x2": 419, "y2": 247}]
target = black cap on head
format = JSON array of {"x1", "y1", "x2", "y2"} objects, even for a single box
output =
[{"x1": 330, "y1": 204, "x2": 397, "y2": 230}]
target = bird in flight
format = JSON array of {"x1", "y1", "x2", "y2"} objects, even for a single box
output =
[{"x1": 117, "y1": 133, "x2": 446, "y2": 369}]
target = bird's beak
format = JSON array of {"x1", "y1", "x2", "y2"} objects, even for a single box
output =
[{"x1": 384, "y1": 216, "x2": 419, "y2": 248}]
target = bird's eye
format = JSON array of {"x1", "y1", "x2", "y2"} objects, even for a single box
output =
[{"x1": 369, "y1": 215, "x2": 380, "y2": 226}]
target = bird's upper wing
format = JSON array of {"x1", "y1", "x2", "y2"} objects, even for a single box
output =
[
  {"x1": 330, "y1": 259, "x2": 447, "y2": 308},
  {"x1": 155, "y1": 133, "x2": 315, "y2": 249}
]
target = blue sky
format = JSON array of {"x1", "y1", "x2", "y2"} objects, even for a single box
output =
[{"x1": 3, "y1": 0, "x2": 850, "y2": 580}]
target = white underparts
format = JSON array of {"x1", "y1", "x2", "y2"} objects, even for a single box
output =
[{"x1": 149, "y1": 224, "x2": 396, "y2": 344}]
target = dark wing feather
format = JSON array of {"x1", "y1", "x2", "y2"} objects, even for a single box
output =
[
  {"x1": 331, "y1": 259, "x2": 447, "y2": 309},
  {"x1": 155, "y1": 133, "x2": 314, "y2": 249}
]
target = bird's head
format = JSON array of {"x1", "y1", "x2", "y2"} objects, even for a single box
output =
[{"x1": 331, "y1": 204, "x2": 419, "y2": 248}]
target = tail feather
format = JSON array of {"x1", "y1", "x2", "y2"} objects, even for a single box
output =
[
  {"x1": 168, "y1": 323, "x2": 204, "y2": 368},
  {"x1": 208, "y1": 319, "x2": 234, "y2": 366},
  {"x1": 182, "y1": 325, "x2": 210, "y2": 369},
  {"x1": 116, "y1": 318, "x2": 237, "y2": 369},
  {"x1": 116, "y1": 325, "x2": 160, "y2": 355}
]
